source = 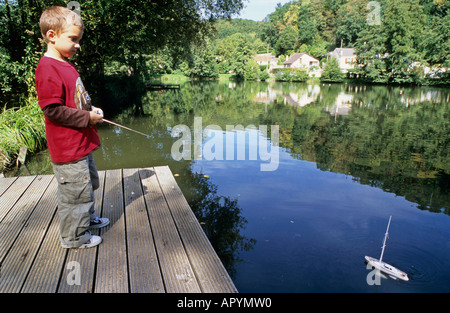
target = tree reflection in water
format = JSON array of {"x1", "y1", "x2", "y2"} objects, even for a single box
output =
[{"x1": 179, "y1": 170, "x2": 256, "y2": 278}]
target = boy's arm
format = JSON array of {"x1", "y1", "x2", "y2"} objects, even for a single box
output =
[{"x1": 43, "y1": 103, "x2": 102, "y2": 127}]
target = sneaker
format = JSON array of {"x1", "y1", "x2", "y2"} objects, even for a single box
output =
[
  {"x1": 61, "y1": 234, "x2": 102, "y2": 249},
  {"x1": 89, "y1": 216, "x2": 110, "y2": 229},
  {"x1": 78, "y1": 235, "x2": 102, "y2": 248}
]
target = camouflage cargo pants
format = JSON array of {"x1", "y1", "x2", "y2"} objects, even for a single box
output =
[{"x1": 53, "y1": 153, "x2": 99, "y2": 248}]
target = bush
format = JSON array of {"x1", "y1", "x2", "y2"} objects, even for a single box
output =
[
  {"x1": 259, "y1": 70, "x2": 270, "y2": 81},
  {"x1": 274, "y1": 68, "x2": 308, "y2": 82},
  {"x1": 0, "y1": 51, "x2": 31, "y2": 105},
  {"x1": 321, "y1": 57, "x2": 344, "y2": 82},
  {"x1": 244, "y1": 59, "x2": 260, "y2": 80},
  {"x1": 244, "y1": 59, "x2": 271, "y2": 81}
]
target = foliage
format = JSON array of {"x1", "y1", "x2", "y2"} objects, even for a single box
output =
[
  {"x1": 274, "y1": 26, "x2": 298, "y2": 56},
  {"x1": 383, "y1": 0, "x2": 427, "y2": 83},
  {"x1": 273, "y1": 68, "x2": 309, "y2": 82},
  {"x1": 188, "y1": 42, "x2": 220, "y2": 78},
  {"x1": 226, "y1": 33, "x2": 252, "y2": 79},
  {"x1": 0, "y1": 1, "x2": 46, "y2": 104},
  {"x1": 354, "y1": 0, "x2": 449, "y2": 84},
  {"x1": 243, "y1": 58, "x2": 260, "y2": 80},
  {"x1": 353, "y1": 23, "x2": 389, "y2": 83},
  {"x1": 321, "y1": 57, "x2": 344, "y2": 82},
  {"x1": 72, "y1": 0, "x2": 245, "y2": 76},
  {"x1": 298, "y1": 39, "x2": 328, "y2": 60},
  {"x1": 0, "y1": 51, "x2": 24, "y2": 95},
  {"x1": 259, "y1": 69, "x2": 270, "y2": 81},
  {"x1": 335, "y1": 0, "x2": 367, "y2": 47},
  {"x1": 297, "y1": 2, "x2": 317, "y2": 46},
  {"x1": 0, "y1": 97, "x2": 46, "y2": 172},
  {"x1": 213, "y1": 18, "x2": 263, "y2": 40}
]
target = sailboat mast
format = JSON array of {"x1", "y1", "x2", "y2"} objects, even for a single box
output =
[{"x1": 379, "y1": 216, "x2": 392, "y2": 263}]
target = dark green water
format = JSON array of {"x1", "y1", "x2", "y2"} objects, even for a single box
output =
[{"x1": 21, "y1": 81, "x2": 450, "y2": 292}]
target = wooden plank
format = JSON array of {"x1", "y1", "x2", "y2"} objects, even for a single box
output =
[
  {"x1": 20, "y1": 212, "x2": 67, "y2": 293},
  {"x1": 0, "y1": 176, "x2": 17, "y2": 197},
  {"x1": 140, "y1": 167, "x2": 201, "y2": 293},
  {"x1": 154, "y1": 166, "x2": 237, "y2": 293},
  {"x1": 0, "y1": 176, "x2": 35, "y2": 222},
  {"x1": 124, "y1": 168, "x2": 164, "y2": 293},
  {"x1": 58, "y1": 171, "x2": 105, "y2": 293},
  {"x1": 0, "y1": 175, "x2": 53, "y2": 263},
  {"x1": 0, "y1": 178, "x2": 58, "y2": 293},
  {"x1": 95, "y1": 169, "x2": 128, "y2": 293},
  {"x1": 146, "y1": 83, "x2": 180, "y2": 90}
]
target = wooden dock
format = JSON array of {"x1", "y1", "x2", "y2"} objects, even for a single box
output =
[
  {"x1": 146, "y1": 83, "x2": 181, "y2": 90},
  {"x1": 0, "y1": 166, "x2": 237, "y2": 293}
]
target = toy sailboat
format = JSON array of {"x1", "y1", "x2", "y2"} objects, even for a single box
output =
[{"x1": 365, "y1": 216, "x2": 409, "y2": 281}]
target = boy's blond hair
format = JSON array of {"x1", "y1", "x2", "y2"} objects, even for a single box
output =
[{"x1": 40, "y1": 6, "x2": 84, "y2": 43}]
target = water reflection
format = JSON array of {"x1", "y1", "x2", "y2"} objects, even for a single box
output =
[
  {"x1": 242, "y1": 82, "x2": 449, "y2": 215},
  {"x1": 143, "y1": 81, "x2": 449, "y2": 214},
  {"x1": 252, "y1": 82, "x2": 449, "y2": 111},
  {"x1": 17, "y1": 80, "x2": 450, "y2": 216},
  {"x1": 181, "y1": 170, "x2": 256, "y2": 277}
]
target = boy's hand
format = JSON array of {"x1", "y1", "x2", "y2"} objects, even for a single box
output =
[{"x1": 89, "y1": 107, "x2": 104, "y2": 125}]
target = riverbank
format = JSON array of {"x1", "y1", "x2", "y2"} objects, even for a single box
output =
[
  {"x1": 151, "y1": 73, "x2": 449, "y2": 86},
  {"x1": 0, "y1": 97, "x2": 46, "y2": 174}
]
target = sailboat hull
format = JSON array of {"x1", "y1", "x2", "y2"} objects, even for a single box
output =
[{"x1": 365, "y1": 256, "x2": 409, "y2": 281}]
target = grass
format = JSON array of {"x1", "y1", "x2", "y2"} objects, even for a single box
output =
[{"x1": 0, "y1": 97, "x2": 46, "y2": 173}]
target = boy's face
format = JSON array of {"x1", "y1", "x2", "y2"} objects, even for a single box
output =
[{"x1": 47, "y1": 25, "x2": 83, "y2": 59}]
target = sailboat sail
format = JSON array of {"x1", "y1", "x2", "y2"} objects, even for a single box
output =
[{"x1": 379, "y1": 216, "x2": 391, "y2": 263}]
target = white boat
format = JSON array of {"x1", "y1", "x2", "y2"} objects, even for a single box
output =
[{"x1": 365, "y1": 216, "x2": 409, "y2": 281}]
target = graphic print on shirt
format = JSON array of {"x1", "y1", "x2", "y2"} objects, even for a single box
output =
[{"x1": 74, "y1": 77, "x2": 91, "y2": 111}]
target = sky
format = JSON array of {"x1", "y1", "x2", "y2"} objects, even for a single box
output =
[{"x1": 235, "y1": 0, "x2": 292, "y2": 21}]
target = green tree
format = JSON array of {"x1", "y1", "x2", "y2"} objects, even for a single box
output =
[
  {"x1": 297, "y1": 3, "x2": 317, "y2": 46},
  {"x1": 298, "y1": 39, "x2": 328, "y2": 59},
  {"x1": 321, "y1": 57, "x2": 344, "y2": 82},
  {"x1": 0, "y1": 0, "x2": 48, "y2": 104},
  {"x1": 76, "y1": 0, "x2": 245, "y2": 78},
  {"x1": 310, "y1": 0, "x2": 339, "y2": 44},
  {"x1": 335, "y1": 0, "x2": 368, "y2": 47},
  {"x1": 215, "y1": 32, "x2": 252, "y2": 74},
  {"x1": 259, "y1": 1, "x2": 295, "y2": 53},
  {"x1": 275, "y1": 26, "x2": 298, "y2": 55},
  {"x1": 214, "y1": 18, "x2": 262, "y2": 40},
  {"x1": 420, "y1": 2, "x2": 450, "y2": 71},
  {"x1": 383, "y1": 0, "x2": 427, "y2": 83},
  {"x1": 229, "y1": 33, "x2": 252, "y2": 79},
  {"x1": 259, "y1": 18, "x2": 279, "y2": 49},
  {"x1": 354, "y1": 23, "x2": 389, "y2": 83},
  {"x1": 188, "y1": 41, "x2": 219, "y2": 78},
  {"x1": 244, "y1": 58, "x2": 260, "y2": 80}
]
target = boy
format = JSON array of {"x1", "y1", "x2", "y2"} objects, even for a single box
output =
[{"x1": 35, "y1": 6, "x2": 109, "y2": 249}]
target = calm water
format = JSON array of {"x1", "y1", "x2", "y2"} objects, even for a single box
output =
[{"x1": 22, "y1": 81, "x2": 450, "y2": 292}]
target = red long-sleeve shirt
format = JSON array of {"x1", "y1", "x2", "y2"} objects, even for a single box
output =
[{"x1": 35, "y1": 56, "x2": 100, "y2": 163}]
